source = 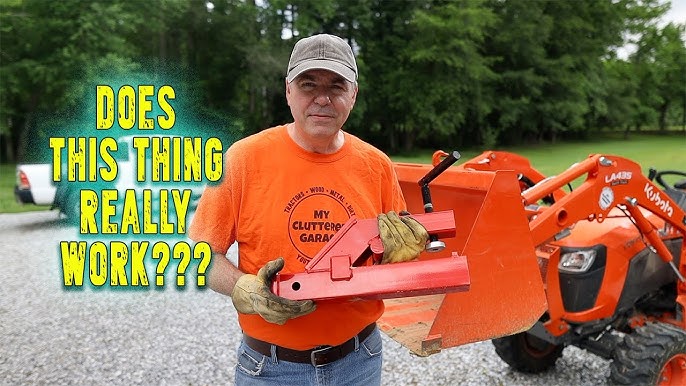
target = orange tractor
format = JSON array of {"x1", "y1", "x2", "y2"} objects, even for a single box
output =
[{"x1": 380, "y1": 150, "x2": 686, "y2": 385}]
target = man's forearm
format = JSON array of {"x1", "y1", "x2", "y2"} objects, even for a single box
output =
[{"x1": 207, "y1": 253, "x2": 243, "y2": 297}]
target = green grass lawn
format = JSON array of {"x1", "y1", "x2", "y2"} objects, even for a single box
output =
[
  {"x1": 393, "y1": 132, "x2": 686, "y2": 177},
  {"x1": 1, "y1": 132, "x2": 684, "y2": 213}
]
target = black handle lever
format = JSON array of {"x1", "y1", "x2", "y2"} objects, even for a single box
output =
[
  {"x1": 418, "y1": 151, "x2": 461, "y2": 213},
  {"x1": 418, "y1": 151, "x2": 460, "y2": 252}
]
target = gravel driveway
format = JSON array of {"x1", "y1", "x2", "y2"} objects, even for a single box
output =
[{"x1": 1, "y1": 210, "x2": 611, "y2": 385}]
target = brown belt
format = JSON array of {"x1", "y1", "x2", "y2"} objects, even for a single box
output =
[{"x1": 243, "y1": 323, "x2": 376, "y2": 367}]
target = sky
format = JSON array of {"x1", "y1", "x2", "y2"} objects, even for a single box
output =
[
  {"x1": 664, "y1": 0, "x2": 686, "y2": 26},
  {"x1": 616, "y1": 0, "x2": 685, "y2": 58}
]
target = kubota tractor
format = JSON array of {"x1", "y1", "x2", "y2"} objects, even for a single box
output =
[
  {"x1": 386, "y1": 150, "x2": 686, "y2": 385},
  {"x1": 464, "y1": 151, "x2": 686, "y2": 385}
]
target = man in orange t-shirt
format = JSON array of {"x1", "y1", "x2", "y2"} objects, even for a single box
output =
[{"x1": 189, "y1": 33, "x2": 428, "y2": 385}]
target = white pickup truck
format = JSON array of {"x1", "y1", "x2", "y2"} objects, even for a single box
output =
[
  {"x1": 14, "y1": 135, "x2": 211, "y2": 218},
  {"x1": 15, "y1": 164, "x2": 57, "y2": 206}
]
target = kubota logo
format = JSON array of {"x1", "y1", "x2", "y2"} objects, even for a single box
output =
[
  {"x1": 605, "y1": 171, "x2": 632, "y2": 184},
  {"x1": 644, "y1": 183, "x2": 673, "y2": 217}
]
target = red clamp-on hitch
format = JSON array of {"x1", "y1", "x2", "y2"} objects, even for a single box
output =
[{"x1": 271, "y1": 210, "x2": 469, "y2": 301}]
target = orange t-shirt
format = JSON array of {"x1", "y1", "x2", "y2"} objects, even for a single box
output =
[{"x1": 189, "y1": 124, "x2": 406, "y2": 350}]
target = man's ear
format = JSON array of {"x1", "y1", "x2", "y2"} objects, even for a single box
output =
[
  {"x1": 350, "y1": 83, "x2": 358, "y2": 107},
  {"x1": 285, "y1": 78, "x2": 292, "y2": 106}
]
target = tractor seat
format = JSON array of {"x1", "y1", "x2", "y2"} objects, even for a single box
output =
[{"x1": 665, "y1": 189, "x2": 686, "y2": 212}]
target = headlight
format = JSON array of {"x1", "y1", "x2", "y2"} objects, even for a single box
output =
[{"x1": 559, "y1": 249, "x2": 597, "y2": 273}]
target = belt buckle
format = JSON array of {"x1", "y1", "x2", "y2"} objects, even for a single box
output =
[{"x1": 310, "y1": 346, "x2": 333, "y2": 367}]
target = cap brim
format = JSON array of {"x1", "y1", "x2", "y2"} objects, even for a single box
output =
[{"x1": 286, "y1": 59, "x2": 356, "y2": 83}]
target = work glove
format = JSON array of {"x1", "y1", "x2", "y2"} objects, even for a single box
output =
[
  {"x1": 231, "y1": 257, "x2": 316, "y2": 325},
  {"x1": 378, "y1": 211, "x2": 429, "y2": 264}
]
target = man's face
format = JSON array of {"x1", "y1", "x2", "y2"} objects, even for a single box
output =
[{"x1": 286, "y1": 69, "x2": 357, "y2": 139}]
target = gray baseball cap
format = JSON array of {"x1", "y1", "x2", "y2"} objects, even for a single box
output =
[{"x1": 286, "y1": 34, "x2": 358, "y2": 83}]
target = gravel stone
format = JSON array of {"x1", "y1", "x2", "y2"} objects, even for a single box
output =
[{"x1": 1, "y1": 210, "x2": 611, "y2": 385}]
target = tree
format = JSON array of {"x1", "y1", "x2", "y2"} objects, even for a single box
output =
[
  {"x1": 534, "y1": 0, "x2": 629, "y2": 143},
  {"x1": 402, "y1": 0, "x2": 497, "y2": 149},
  {"x1": 601, "y1": 59, "x2": 642, "y2": 138},
  {"x1": 1, "y1": 0, "x2": 681, "y2": 161},
  {"x1": 357, "y1": 0, "x2": 497, "y2": 151},
  {"x1": 0, "y1": 0, "x2": 141, "y2": 161},
  {"x1": 485, "y1": 0, "x2": 551, "y2": 145},
  {"x1": 632, "y1": 23, "x2": 686, "y2": 131}
]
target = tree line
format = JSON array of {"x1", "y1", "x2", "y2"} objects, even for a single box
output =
[{"x1": 1, "y1": 0, "x2": 684, "y2": 162}]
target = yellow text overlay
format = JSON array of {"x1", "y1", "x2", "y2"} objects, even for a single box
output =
[
  {"x1": 60, "y1": 240, "x2": 213, "y2": 288},
  {"x1": 48, "y1": 136, "x2": 223, "y2": 183}
]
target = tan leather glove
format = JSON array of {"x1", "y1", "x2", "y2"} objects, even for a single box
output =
[
  {"x1": 231, "y1": 257, "x2": 316, "y2": 325},
  {"x1": 378, "y1": 211, "x2": 429, "y2": 264}
]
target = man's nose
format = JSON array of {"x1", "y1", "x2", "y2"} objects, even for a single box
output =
[{"x1": 314, "y1": 92, "x2": 331, "y2": 106}]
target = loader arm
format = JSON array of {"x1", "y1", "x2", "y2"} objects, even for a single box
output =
[{"x1": 521, "y1": 154, "x2": 686, "y2": 247}]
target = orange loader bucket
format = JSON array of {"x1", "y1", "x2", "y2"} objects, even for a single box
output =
[{"x1": 379, "y1": 163, "x2": 547, "y2": 356}]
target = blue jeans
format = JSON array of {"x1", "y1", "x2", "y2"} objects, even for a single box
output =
[{"x1": 234, "y1": 327, "x2": 383, "y2": 386}]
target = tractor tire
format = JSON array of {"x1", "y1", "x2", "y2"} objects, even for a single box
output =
[
  {"x1": 610, "y1": 322, "x2": 686, "y2": 385},
  {"x1": 491, "y1": 332, "x2": 564, "y2": 373}
]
